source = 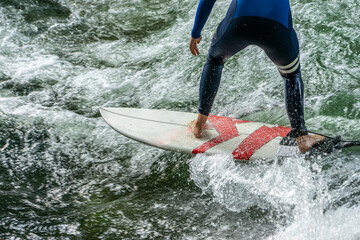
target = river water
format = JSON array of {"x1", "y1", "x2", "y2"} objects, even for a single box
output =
[{"x1": 1, "y1": 0, "x2": 360, "y2": 239}]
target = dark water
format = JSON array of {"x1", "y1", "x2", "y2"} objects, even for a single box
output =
[{"x1": 1, "y1": 0, "x2": 360, "y2": 239}]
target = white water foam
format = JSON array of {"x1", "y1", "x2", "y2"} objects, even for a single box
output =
[
  {"x1": 189, "y1": 154, "x2": 319, "y2": 212},
  {"x1": 189, "y1": 154, "x2": 360, "y2": 239},
  {"x1": 269, "y1": 205, "x2": 360, "y2": 240}
]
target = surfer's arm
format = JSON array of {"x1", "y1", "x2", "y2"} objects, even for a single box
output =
[
  {"x1": 191, "y1": 0, "x2": 216, "y2": 39},
  {"x1": 190, "y1": 0, "x2": 216, "y2": 56}
]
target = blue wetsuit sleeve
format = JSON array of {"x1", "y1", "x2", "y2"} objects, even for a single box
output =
[{"x1": 191, "y1": 0, "x2": 217, "y2": 39}]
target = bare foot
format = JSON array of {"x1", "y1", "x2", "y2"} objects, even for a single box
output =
[
  {"x1": 296, "y1": 134, "x2": 326, "y2": 153},
  {"x1": 189, "y1": 113, "x2": 208, "y2": 138}
]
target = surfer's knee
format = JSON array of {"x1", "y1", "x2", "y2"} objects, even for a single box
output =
[
  {"x1": 278, "y1": 58, "x2": 301, "y2": 78},
  {"x1": 206, "y1": 53, "x2": 226, "y2": 66}
]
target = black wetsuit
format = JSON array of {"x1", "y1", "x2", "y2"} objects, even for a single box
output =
[{"x1": 192, "y1": 0, "x2": 307, "y2": 137}]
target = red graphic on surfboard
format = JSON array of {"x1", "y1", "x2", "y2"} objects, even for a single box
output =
[{"x1": 192, "y1": 115, "x2": 291, "y2": 160}]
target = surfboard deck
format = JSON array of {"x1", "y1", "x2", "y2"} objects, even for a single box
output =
[{"x1": 99, "y1": 107, "x2": 301, "y2": 160}]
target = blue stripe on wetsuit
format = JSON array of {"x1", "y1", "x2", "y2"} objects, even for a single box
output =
[{"x1": 191, "y1": 0, "x2": 290, "y2": 39}]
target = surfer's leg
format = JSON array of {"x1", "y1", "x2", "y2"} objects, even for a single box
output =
[
  {"x1": 281, "y1": 69, "x2": 324, "y2": 152},
  {"x1": 249, "y1": 19, "x2": 304, "y2": 135},
  {"x1": 282, "y1": 69, "x2": 306, "y2": 136},
  {"x1": 193, "y1": 51, "x2": 230, "y2": 138},
  {"x1": 193, "y1": 19, "x2": 248, "y2": 137},
  {"x1": 280, "y1": 66, "x2": 326, "y2": 152},
  {"x1": 259, "y1": 22, "x2": 325, "y2": 152},
  {"x1": 197, "y1": 55, "x2": 225, "y2": 116},
  {"x1": 193, "y1": 52, "x2": 227, "y2": 138}
]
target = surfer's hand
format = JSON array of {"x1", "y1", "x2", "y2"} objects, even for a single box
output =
[{"x1": 189, "y1": 36, "x2": 202, "y2": 56}]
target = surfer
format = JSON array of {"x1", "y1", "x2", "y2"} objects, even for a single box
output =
[{"x1": 189, "y1": 0, "x2": 325, "y2": 153}]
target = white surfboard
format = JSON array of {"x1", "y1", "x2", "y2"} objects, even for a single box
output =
[{"x1": 99, "y1": 107, "x2": 299, "y2": 160}]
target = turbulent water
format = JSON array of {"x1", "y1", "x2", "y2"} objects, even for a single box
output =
[{"x1": 1, "y1": 0, "x2": 360, "y2": 239}]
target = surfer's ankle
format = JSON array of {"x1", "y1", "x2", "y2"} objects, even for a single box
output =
[
  {"x1": 296, "y1": 134, "x2": 325, "y2": 153},
  {"x1": 190, "y1": 121, "x2": 204, "y2": 138},
  {"x1": 196, "y1": 113, "x2": 208, "y2": 123},
  {"x1": 191, "y1": 113, "x2": 208, "y2": 138},
  {"x1": 193, "y1": 125, "x2": 203, "y2": 138}
]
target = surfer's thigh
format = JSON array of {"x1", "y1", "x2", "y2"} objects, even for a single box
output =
[
  {"x1": 207, "y1": 19, "x2": 249, "y2": 65},
  {"x1": 258, "y1": 21, "x2": 300, "y2": 69}
]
